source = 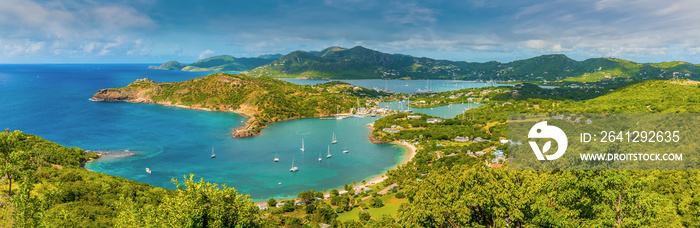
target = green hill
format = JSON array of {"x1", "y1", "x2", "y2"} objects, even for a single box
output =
[
  {"x1": 247, "y1": 46, "x2": 700, "y2": 82},
  {"x1": 148, "y1": 60, "x2": 187, "y2": 70},
  {"x1": 182, "y1": 55, "x2": 276, "y2": 71},
  {"x1": 0, "y1": 130, "x2": 258, "y2": 227},
  {"x1": 150, "y1": 54, "x2": 279, "y2": 72},
  {"x1": 91, "y1": 73, "x2": 389, "y2": 137}
]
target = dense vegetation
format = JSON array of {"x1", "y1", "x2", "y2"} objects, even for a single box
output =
[
  {"x1": 8, "y1": 78, "x2": 700, "y2": 227},
  {"x1": 247, "y1": 46, "x2": 700, "y2": 83},
  {"x1": 0, "y1": 130, "x2": 260, "y2": 227},
  {"x1": 92, "y1": 73, "x2": 390, "y2": 136},
  {"x1": 368, "y1": 79, "x2": 700, "y2": 227},
  {"x1": 149, "y1": 54, "x2": 281, "y2": 71}
]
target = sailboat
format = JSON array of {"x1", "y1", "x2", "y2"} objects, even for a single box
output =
[
  {"x1": 326, "y1": 145, "x2": 332, "y2": 158},
  {"x1": 331, "y1": 132, "x2": 337, "y2": 144},
  {"x1": 274, "y1": 152, "x2": 279, "y2": 162},
  {"x1": 300, "y1": 138, "x2": 305, "y2": 151},
  {"x1": 343, "y1": 144, "x2": 349, "y2": 153},
  {"x1": 211, "y1": 147, "x2": 216, "y2": 158},
  {"x1": 318, "y1": 151, "x2": 322, "y2": 162},
  {"x1": 290, "y1": 157, "x2": 298, "y2": 172}
]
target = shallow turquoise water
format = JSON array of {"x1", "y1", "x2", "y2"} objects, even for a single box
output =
[{"x1": 0, "y1": 65, "x2": 495, "y2": 199}]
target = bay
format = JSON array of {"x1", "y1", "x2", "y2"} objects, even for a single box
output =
[{"x1": 0, "y1": 64, "x2": 496, "y2": 200}]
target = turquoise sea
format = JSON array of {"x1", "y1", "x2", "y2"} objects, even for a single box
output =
[{"x1": 0, "y1": 64, "x2": 489, "y2": 199}]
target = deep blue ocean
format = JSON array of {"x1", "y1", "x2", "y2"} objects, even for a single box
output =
[{"x1": 0, "y1": 64, "x2": 485, "y2": 199}]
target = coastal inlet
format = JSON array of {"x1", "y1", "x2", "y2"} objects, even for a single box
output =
[{"x1": 85, "y1": 112, "x2": 407, "y2": 200}]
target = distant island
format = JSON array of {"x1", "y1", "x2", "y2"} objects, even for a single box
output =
[
  {"x1": 152, "y1": 46, "x2": 700, "y2": 83},
  {"x1": 91, "y1": 73, "x2": 389, "y2": 137},
  {"x1": 148, "y1": 54, "x2": 282, "y2": 71}
]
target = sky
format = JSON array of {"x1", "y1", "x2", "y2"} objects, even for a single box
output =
[{"x1": 2, "y1": 0, "x2": 700, "y2": 63}]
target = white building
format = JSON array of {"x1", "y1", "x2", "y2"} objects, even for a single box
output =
[{"x1": 427, "y1": 118, "x2": 443, "y2": 123}]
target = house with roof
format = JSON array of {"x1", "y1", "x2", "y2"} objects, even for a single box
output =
[
  {"x1": 383, "y1": 128, "x2": 400, "y2": 133},
  {"x1": 473, "y1": 137, "x2": 488, "y2": 142},
  {"x1": 454, "y1": 136, "x2": 469, "y2": 142},
  {"x1": 407, "y1": 115, "x2": 422, "y2": 119},
  {"x1": 427, "y1": 118, "x2": 443, "y2": 123}
]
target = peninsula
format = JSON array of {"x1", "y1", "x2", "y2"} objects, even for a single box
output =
[
  {"x1": 91, "y1": 73, "x2": 389, "y2": 137},
  {"x1": 148, "y1": 54, "x2": 281, "y2": 71}
]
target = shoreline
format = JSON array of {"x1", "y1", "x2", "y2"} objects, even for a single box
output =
[
  {"x1": 254, "y1": 139, "x2": 417, "y2": 203},
  {"x1": 351, "y1": 140, "x2": 417, "y2": 190}
]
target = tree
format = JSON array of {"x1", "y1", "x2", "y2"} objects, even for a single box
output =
[
  {"x1": 330, "y1": 189, "x2": 339, "y2": 197},
  {"x1": 314, "y1": 191, "x2": 324, "y2": 199},
  {"x1": 395, "y1": 192, "x2": 405, "y2": 199},
  {"x1": 282, "y1": 200, "x2": 295, "y2": 212},
  {"x1": 297, "y1": 190, "x2": 314, "y2": 204},
  {"x1": 12, "y1": 175, "x2": 40, "y2": 228},
  {"x1": 0, "y1": 130, "x2": 19, "y2": 195},
  {"x1": 267, "y1": 198, "x2": 277, "y2": 207},
  {"x1": 116, "y1": 174, "x2": 260, "y2": 227},
  {"x1": 369, "y1": 198, "x2": 384, "y2": 208},
  {"x1": 359, "y1": 211, "x2": 371, "y2": 221}
]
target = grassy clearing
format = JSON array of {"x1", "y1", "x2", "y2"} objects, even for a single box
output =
[{"x1": 336, "y1": 193, "x2": 407, "y2": 222}]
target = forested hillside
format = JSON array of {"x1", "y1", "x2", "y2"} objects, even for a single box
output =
[
  {"x1": 5, "y1": 80, "x2": 700, "y2": 227},
  {"x1": 247, "y1": 46, "x2": 700, "y2": 83},
  {"x1": 149, "y1": 54, "x2": 280, "y2": 71},
  {"x1": 369, "y1": 80, "x2": 700, "y2": 227},
  {"x1": 91, "y1": 73, "x2": 389, "y2": 137}
]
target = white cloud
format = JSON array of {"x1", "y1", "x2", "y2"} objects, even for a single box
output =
[
  {"x1": 199, "y1": 50, "x2": 215, "y2": 59},
  {"x1": 383, "y1": 2, "x2": 436, "y2": 25},
  {"x1": 0, "y1": 0, "x2": 155, "y2": 60},
  {"x1": 505, "y1": 0, "x2": 700, "y2": 60},
  {"x1": 93, "y1": 6, "x2": 155, "y2": 30},
  {"x1": 0, "y1": 39, "x2": 46, "y2": 56},
  {"x1": 78, "y1": 36, "x2": 149, "y2": 56}
]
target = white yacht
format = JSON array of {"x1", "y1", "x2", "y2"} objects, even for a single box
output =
[{"x1": 290, "y1": 157, "x2": 298, "y2": 172}]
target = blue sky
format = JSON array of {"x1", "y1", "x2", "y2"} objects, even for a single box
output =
[{"x1": 1, "y1": 0, "x2": 699, "y2": 63}]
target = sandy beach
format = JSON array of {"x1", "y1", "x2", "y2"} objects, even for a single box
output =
[
  {"x1": 348, "y1": 140, "x2": 417, "y2": 194},
  {"x1": 258, "y1": 140, "x2": 418, "y2": 203}
]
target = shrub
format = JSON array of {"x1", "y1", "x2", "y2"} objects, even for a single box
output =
[
  {"x1": 359, "y1": 211, "x2": 371, "y2": 221},
  {"x1": 395, "y1": 192, "x2": 405, "y2": 199}
]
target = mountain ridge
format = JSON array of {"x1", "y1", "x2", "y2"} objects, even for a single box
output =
[
  {"x1": 247, "y1": 46, "x2": 700, "y2": 82},
  {"x1": 151, "y1": 46, "x2": 700, "y2": 83},
  {"x1": 149, "y1": 54, "x2": 281, "y2": 71}
]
